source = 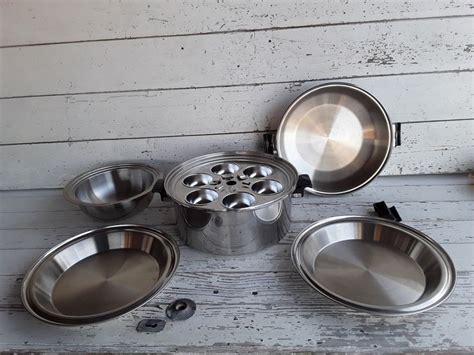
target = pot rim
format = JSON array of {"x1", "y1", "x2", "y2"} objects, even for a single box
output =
[{"x1": 164, "y1": 151, "x2": 299, "y2": 212}]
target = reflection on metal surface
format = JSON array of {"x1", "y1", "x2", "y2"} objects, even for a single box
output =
[
  {"x1": 21, "y1": 225, "x2": 179, "y2": 325},
  {"x1": 176, "y1": 198, "x2": 291, "y2": 255},
  {"x1": 291, "y1": 216, "x2": 456, "y2": 315},
  {"x1": 64, "y1": 164, "x2": 160, "y2": 220},
  {"x1": 277, "y1": 83, "x2": 393, "y2": 195},
  {"x1": 165, "y1": 152, "x2": 298, "y2": 255}
]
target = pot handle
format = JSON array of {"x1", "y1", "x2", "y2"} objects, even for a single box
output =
[
  {"x1": 373, "y1": 201, "x2": 402, "y2": 222},
  {"x1": 392, "y1": 123, "x2": 401, "y2": 147},
  {"x1": 293, "y1": 174, "x2": 312, "y2": 198},
  {"x1": 153, "y1": 179, "x2": 171, "y2": 201},
  {"x1": 263, "y1": 133, "x2": 278, "y2": 155}
]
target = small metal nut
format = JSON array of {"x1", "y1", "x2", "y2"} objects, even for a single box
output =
[
  {"x1": 136, "y1": 319, "x2": 166, "y2": 333},
  {"x1": 166, "y1": 299, "x2": 196, "y2": 321}
]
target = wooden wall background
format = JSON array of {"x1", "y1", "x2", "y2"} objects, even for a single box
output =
[{"x1": 0, "y1": 0, "x2": 473, "y2": 190}]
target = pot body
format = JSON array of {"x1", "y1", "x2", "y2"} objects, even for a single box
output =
[{"x1": 175, "y1": 194, "x2": 291, "y2": 255}]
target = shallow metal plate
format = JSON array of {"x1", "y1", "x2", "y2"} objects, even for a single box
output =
[
  {"x1": 291, "y1": 216, "x2": 456, "y2": 315},
  {"x1": 276, "y1": 83, "x2": 393, "y2": 195},
  {"x1": 21, "y1": 225, "x2": 179, "y2": 325}
]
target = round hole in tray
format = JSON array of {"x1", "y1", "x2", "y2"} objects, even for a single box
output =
[
  {"x1": 183, "y1": 173, "x2": 213, "y2": 187},
  {"x1": 186, "y1": 189, "x2": 219, "y2": 205},
  {"x1": 242, "y1": 165, "x2": 273, "y2": 178},
  {"x1": 251, "y1": 180, "x2": 283, "y2": 195},
  {"x1": 211, "y1": 163, "x2": 240, "y2": 175},
  {"x1": 222, "y1": 192, "x2": 256, "y2": 209}
]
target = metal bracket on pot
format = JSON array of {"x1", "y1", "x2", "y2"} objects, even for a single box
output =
[
  {"x1": 293, "y1": 174, "x2": 312, "y2": 198},
  {"x1": 264, "y1": 134, "x2": 312, "y2": 197},
  {"x1": 153, "y1": 179, "x2": 171, "y2": 201},
  {"x1": 263, "y1": 133, "x2": 278, "y2": 155},
  {"x1": 373, "y1": 201, "x2": 402, "y2": 222}
]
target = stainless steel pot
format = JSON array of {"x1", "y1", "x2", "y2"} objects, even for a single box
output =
[
  {"x1": 63, "y1": 163, "x2": 160, "y2": 220},
  {"x1": 21, "y1": 224, "x2": 179, "y2": 325},
  {"x1": 291, "y1": 202, "x2": 456, "y2": 315},
  {"x1": 161, "y1": 151, "x2": 311, "y2": 255},
  {"x1": 267, "y1": 82, "x2": 400, "y2": 195}
]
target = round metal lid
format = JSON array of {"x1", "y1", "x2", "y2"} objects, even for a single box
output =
[
  {"x1": 276, "y1": 83, "x2": 393, "y2": 195},
  {"x1": 291, "y1": 216, "x2": 456, "y2": 315},
  {"x1": 21, "y1": 225, "x2": 179, "y2": 326},
  {"x1": 164, "y1": 151, "x2": 299, "y2": 212}
]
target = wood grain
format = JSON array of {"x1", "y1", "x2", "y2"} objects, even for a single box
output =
[
  {"x1": 1, "y1": 120, "x2": 473, "y2": 189},
  {"x1": 1, "y1": 17, "x2": 472, "y2": 97},
  {"x1": 0, "y1": 305, "x2": 472, "y2": 352},
  {"x1": 1, "y1": 71, "x2": 472, "y2": 145},
  {"x1": 0, "y1": 175, "x2": 472, "y2": 352},
  {"x1": 1, "y1": 0, "x2": 471, "y2": 46}
]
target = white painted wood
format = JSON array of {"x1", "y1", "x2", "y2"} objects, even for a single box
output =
[
  {"x1": 1, "y1": 219, "x2": 471, "y2": 251},
  {"x1": 0, "y1": 305, "x2": 472, "y2": 352},
  {"x1": 1, "y1": 17, "x2": 471, "y2": 97},
  {"x1": 1, "y1": 200, "x2": 472, "y2": 231},
  {"x1": 0, "y1": 176, "x2": 472, "y2": 352},
  {"x1": 1, "y1": 0, "x2": 471, "y2": 47},
  {"x1": 2, "y1": 178, "x2": 472, "y2": 213},
  {"x1": 1, "y1": 71, "x2": 472, "y2": 145},
  {"x1": 1, "y1": 120, "x2": 473, "y2": 189},
  {"x1": 387, "y1": 120, "x2": 474, "y2": 175}
]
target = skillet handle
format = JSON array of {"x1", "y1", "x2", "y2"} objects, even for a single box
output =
[
  {"x1": 392, "y1": 123, "x2": 401, "y2": 147},
  {"x1": 373, "y1": 201, "x2": 402, "y2": 222},
  {"x1": 153, "y1": 179, "x2": 171, "y2": 201},
  {"x1": 263, "y1": 133, "x2": 278, "y2": 155},
  {"x1": 292, "y1": 174, "x2": 312, "y2": 198}
]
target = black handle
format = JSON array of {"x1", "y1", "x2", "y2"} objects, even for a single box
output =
[
  {"x1": 263, "y1": 133, "x2": 277, "y2": 155},
  {"x1": 153, "y1": 179, "x2": 170, "y2": 201},
  {"x1": 293, "y1": 174, "x2": 312, "y2": 197},
  {"x1": 373, "y1": 201, "x2": 402, "y2": 222}
]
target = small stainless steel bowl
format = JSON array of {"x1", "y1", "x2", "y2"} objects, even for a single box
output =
[
  {"x1": 291, "y1": 216, "x2": 456, "y2": 315},
  {"x1": 64, "y1": 163, "x2": 160, "y2": 220},
  {"x1": 277, "y1": 83, "x2": 394, "y2": 195},
  {"x1": 21, "y1": 225, "x2": 179, "y2": 326}
]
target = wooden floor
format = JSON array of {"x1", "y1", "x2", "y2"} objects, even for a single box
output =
[{"x1": 0, "y1": 174, "x2": 472, "y2": 353}]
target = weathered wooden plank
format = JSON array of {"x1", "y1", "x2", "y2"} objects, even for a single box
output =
[
  {"x1": 1, "y1": 0, "x2": 471, "y2": 46},
  {"x1": 1, "y1": 71, "x2": 472, "y2": 145},
  {"x1": 2, "y1": 177, "x2": 472, "y2": 213},
  {"x1": 387, "y1": 120, "x2": 474, "y2": 175},
  {"x1": 1, "y1": 242, "x2": 471, "y2": 276},
  {"x1": 1, "y1": 120, "x2": 473, "y2": 189},
  {"x1": 0, "y1": 304, "x2": 472, "y2": 352},
  {"x1": 2, "y1": 270, "x2": 472, "y2": 307},
  {"x1": 1, "y1": 200, "x2": 472, "y2": 231},
  {"x1": 1, "y1": 219, "x2": 471, "y2": 252},
  {"x1": 1, "y1": 17, "x2": 472, "y2": 97}
]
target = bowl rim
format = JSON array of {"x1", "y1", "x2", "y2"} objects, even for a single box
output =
[
  {"x1": 63, "y1": 163, "x2": 160, "y2": 207},
  {"x1": 20, "y1": 224, "x2": 180, "y2": 326},
  {"x1": 291, "y1": 215, "x2": 457, "y2": 316}
]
